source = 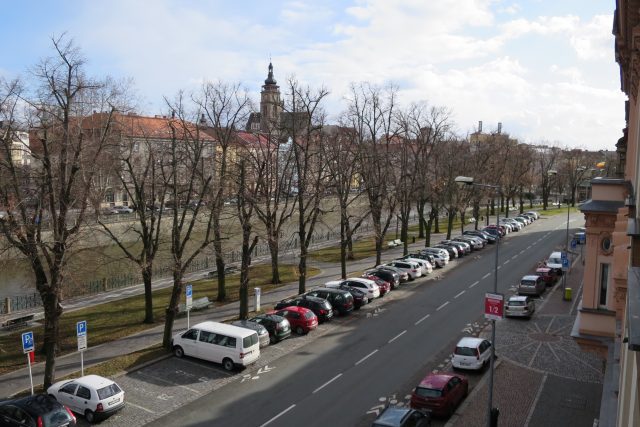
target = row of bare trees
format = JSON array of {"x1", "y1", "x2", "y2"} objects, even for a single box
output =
[{"x1": 0, "y1": 37, "x2": 606, "y2": 388}]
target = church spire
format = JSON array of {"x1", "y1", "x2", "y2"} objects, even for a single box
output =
[{"x1": 264, "y1": 62, "x2": 277, "y2": 85}]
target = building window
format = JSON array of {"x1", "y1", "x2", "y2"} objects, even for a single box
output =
[
  {"x1": 105, "y1": 190, "x2": 114, "y2": 204},
  {"x1": 599, "y1": 263, "x2": 609, "y2": 308}
]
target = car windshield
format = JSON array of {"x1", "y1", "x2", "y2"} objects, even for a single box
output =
[
  {"x1": 243, "y1": 333, "x2": 259, "y2": 348},
  {"x1": 304, "y1": 311, "x2": 315, "y2": 319},
  {"x1": 509, "y1": 300, "x2": 525, "y2": 306},
  {"x1": 549, "y1": 258, "x2": 561, "y2": 264},
  {"x1": 44, "y1": 408, "x2": 74, "y2": 425},
  {"x1": 455, "y1": 346, "x2": 476, "y2": 356},
  {"x1": 414, "y1": 386, "x2": 443, "y2": 398},
  {"x1": 97, "y1": 383, "x2": 122, "y2": 400},
  {"x1": 521, "y1": 280, "x2": 536, "y2": 287}
]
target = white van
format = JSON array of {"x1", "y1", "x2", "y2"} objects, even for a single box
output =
[
  {"x1": 546, "y1": 251, "x2": 564, "y2": 275},
  {"x1": 171, "y1": 321, "x2": 260, "y2": 371}
]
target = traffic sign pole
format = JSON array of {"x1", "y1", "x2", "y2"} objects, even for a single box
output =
[
  {"x1": 22, "y1": 331, "x2": 35, "y2": 395},
  {"x1": 76, "y1": 321, "x2": 87, "y2": 376},
  {"x1": 27, "y1": 354, "x2": 33, "y2": 395},
  {"x1": 186, "y1": 285, "x2": 193, "y2": 329}
]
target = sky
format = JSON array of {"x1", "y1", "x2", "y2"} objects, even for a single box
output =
[{"x1": 0, "y1": 0, "x2": 625, "y2": 151}]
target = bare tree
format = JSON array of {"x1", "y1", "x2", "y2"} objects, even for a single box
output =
[
  {"x1": 0, "y1": 36, "x2": 126, "y2": 387},
  {"x1": 536, "y1": 144, "x2": 560, "y2": 209}
]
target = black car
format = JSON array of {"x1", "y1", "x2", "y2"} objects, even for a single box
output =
[
  {"x1": 402, "y1": 252, "x2": 436, "y2": 266},
  {"x1": 274, "y1": 295, "x2": 334, "y2": 322},
  {"x1": 248, "y1": 313, "x2": 292, "y2": 344},
  {"x1": 434, "y1": 243, "x2": 459, "y2": 258},
  {"x1": 374, "y1": 265, "x2": 410, "y2": 283},
  {"x1": 336, "y1": 284, "x2": 369, "y2": 309},
  {"x1": 0, "y1": 394, "x2": 76, "y2": 427},
  {"x1": 364, "y1": 269, "x2": 400, "y2": 289},
  {"x1": 305, "y1": 288, "x2": 354, "y2": 315},
  {"x1": 442, "y1": 239, "x2": 471, "y2": 254},
  {"x1": 372, "y1": 406, "x2": 431, "y2": 427},
  {"x1": 464, "y1": 230, "x2": 495, "y2": 243}
]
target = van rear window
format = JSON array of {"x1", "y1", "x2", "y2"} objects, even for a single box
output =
[{"x1": 243, "y1": 333, "x2": 259, "y2": 348}]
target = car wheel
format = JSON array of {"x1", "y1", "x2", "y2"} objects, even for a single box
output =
[
  {"x1": 270, "y1": 334, "x2": 277, "y2": 344},
  {"x1": 222, "y1": 358, "x2": 235, "y2": 372},
  {"x1": 48, "y1": 394, "x2": 56, "y2": 401},
  {"x1": 173, "y1": 346, "x2": 184, "y2": 358},
  {"x1": 85, "y1": 410, "x2": 95, "y2": 423},
  {"x1": 295, "y1": 326, "x2": 305, "y2": 335}
]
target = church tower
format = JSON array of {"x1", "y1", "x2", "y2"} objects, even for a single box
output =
[{"x1": 260, "y1": 62, "x2": 282, "y2": 132}]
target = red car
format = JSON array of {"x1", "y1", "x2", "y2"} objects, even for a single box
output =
[
  {"x1": 410, "y1": 372, "x2": 468, "y2": 418},
  {"x1": 363, "y1": 275, "x2": 391, "y2": 296},
  {"x1": 272, "y1": 306, "x2": 318, "y2": 335},
  {"x1": 535, "y1": 266, "x2": 557, "y2": 286}
]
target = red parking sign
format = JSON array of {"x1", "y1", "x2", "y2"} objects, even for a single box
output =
[{"x1": 484, "y1": 293, "x2": 504, "y2": 320}]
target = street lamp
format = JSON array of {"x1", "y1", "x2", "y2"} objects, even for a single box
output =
[{"x1": 455, "y1": 176, "x2": 501, "y2": 427}]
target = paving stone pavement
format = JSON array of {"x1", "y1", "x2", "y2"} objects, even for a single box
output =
[{"x1": 448, "y1": 255, "x2": 604, "y2": 427}]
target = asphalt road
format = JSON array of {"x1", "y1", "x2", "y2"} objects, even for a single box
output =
[{"x1": 152, "y1": 213, "x2": 575, "y2": 427}]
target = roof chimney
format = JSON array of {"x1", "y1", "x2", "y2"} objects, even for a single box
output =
[
  {"x1": 478, "y1": 121, "x2": 483, "y2": 133},
  {"x1": 199, "y1": 113, "x2": 206, "y2": 126},
  {"x1": 497, "y1": 122, "x2": 502, "y2": 134}
]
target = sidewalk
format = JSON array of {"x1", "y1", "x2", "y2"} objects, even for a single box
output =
[
  {"x1": 448, "y1": 255, "x2": 604, "y2": 427},
  {"x1": 0, "y1": 230, "x2": 448, "y2": 397}
]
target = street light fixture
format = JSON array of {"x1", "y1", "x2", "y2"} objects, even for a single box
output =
[{"x1": 455, "y1": 176, "x2": 501, "y2": 427}]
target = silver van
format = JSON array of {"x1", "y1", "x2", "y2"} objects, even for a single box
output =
[
  {"x1": 171, "y1": 321, "x2": 260, "y2": 371},
  {"x1": 518, "y1": 275, "x2": 546, "y2": 296}
]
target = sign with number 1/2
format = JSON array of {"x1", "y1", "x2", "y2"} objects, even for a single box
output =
[{"x1": 484, "y1": 293, "x2": 504, "y2": 321}]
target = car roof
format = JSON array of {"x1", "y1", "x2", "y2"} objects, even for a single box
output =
[
  {"x1": 231, "y1": 320, "x2": 266, "y2": 332},
  {"x1": 374, "y1": 407, "x2": 414, "y2": 426},
  {"x1": 70, "y1": 374, "x2": 116, "y2": 389},
  {"x1": 191, "y1": 321, "x2": 256, "y2": 338},
  {"x1": 252, "y1": 313, "x2": 285, "y2": 322},
  {"x1": 456, "y1": 336, "x2": 484, "y2": 347},
  {"x1": 275, "y1": 305, "x2": 312, "y2": 314},
  {"x1": 522, "y1": 275, "x2": 540, "y2": 281},
  {"x1": 418, "y1": 373, "x2": 458, "y2": 389},
  {"x1": 536, "y1": 266, "x2": 551, "y2": 272},
  {"x1": 549, "y1": 251, "x2": 562, "y2": 257}
]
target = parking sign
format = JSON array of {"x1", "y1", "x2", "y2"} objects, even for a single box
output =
[
  {"x1": 22, "y1": 331, "x2": 34, "y2": 354},
  {"x1": 186, "y1": 284, "x2": 193, "y2": 310},
  {"x1": 484, "y1": 293, "x2": 504, "y2": 321},
  {"x1": 76, "y1": 320, "x2": 87, "y2": 337}
]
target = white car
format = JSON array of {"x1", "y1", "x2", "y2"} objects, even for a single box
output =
[
  {"x1": 380, "y1": 260, "x2": 422, "y2": 280},
  {"x1": 326, "y1": 278, "x2": 380, "y2": 299},
  {"x1": 401, "y1": 257, "x2": 433, "y2": 275},
  {"x1": 47, "y1": 374, "x2": 125, "y2": 423},
  {"x1": 451, "y1": 337, "x2": 492, "y2": 371},
  {"x1": 526, "y1": 211, "x2": 539, "y2": 220}
]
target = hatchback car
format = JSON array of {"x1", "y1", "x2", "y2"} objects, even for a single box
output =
[
  {"x1": 0, "y1": 395, "x2": 76, "y2": 427},
  {"x1": 231, "y1": 320, "x2": 270, "y2": 348},
  {"x1": 305, "y1": 288, "x2": 355, "y2": 315},
  {"x1": 451, "y1": 337, "x2": 492, "y2": 371},
  {"x1": 337, "y1": 284, "x2": 369, "y2": 309},
  {"x1": 546, "y1": 251, "x2": 564, "y2": 275},
  {"x1": 505, "y1": 295, "x2": 536, "y2": 318},
  {"x1": 364, "y1": 269, "x2": 400, "y2": 289},
  {"x1": 382, "y1": 261, "x2": 422, "y2": 280},
  {"x1": 248, "y1": 313, "x2": 291, "y2": 343},
  {"x1": 274, "y1": 295, "x2": 334, "y2": 322},
  {"x1": 375, "y1": 265, "x2": 411, "y2": 282},
  {"x1": 371, "y1": 406, "x2": 431, "y2": 427},
  {"x1": 410, "y1": 372, "x2": 468, "y2": 418},
  {"x1": 362, "y1": 275, "x2": 392, "y2": 296},
  {"x1": 47, "y1": 375, "x2": 124, "y2": 423},
  {"x1": 272, "y1": 306, "x2": 318, "y2": 334},
  {"x1": 399, "y1": 257, "x2": 433, "y2": 275},
  {"x1": 518, "y1": 275, "x2": 546, "y2": 296},
  {"x1": 326, "y1": 278, "x2": 381, "y2": 299},
  {"x1": 534, "y1": 266, "x2": 557, "y2": 286}
]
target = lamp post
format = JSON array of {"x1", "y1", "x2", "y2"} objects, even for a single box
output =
[{"x1": 455, "y1": 176, "x2": 501, "y2": 427}]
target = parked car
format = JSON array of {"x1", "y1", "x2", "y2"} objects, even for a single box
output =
[
  {"x1": 112, "y1": 205, "x2": 134, "y2": 214},
  {"x1": 375, "y1": 265, "x2": 411, "y2": 282},
  {"x1": 442, "y1": 239, "x2": 470, "y2": 255},
  {"x1": 380, "y1": 260, "x2": 421, "y2": 280},
  {"x1": 420, "y1": 248, "x2": 449, "y2": 267},
  {"x1": 272, "y1": 306, "x2": 318, "y2": 334},
  {"x1": 534, "y1": 266, "x2": 557, "y2": 286},
  {"x1": 326, "y1": 278, "x2": 381, "y2": 299},
  {"x1": 274, "y1": 295, "x2": 334, "y2": 323},
  {"x1": 399, "y1": 257, "x2": 433, "y2": 275},
  {"x1": 505, "y1": 295, "x2": 536, "y2": 318},
  {"x1": 463, "y1": 230, "x2": 495, "y2": 244},
  {"x1": 526, "y1": 211, "x2": 539, "y2": 220},
  {"x1": 483, "y1": 225, "x2": 506, "y2": 237},
  {"x1": 47, "y1": 375, "x2": 124, "y2": 423},
  {"x1": 0, "y1": 394, "x2": 76, "y2": 427},
  {"x1": 545, "y1": 251, "x2": 564, "y2": 275},
  {"x1": 305, "y1": 287, "x2": 355, "y2": 314},
  {"x1": 482, "y1": 227, "x2": 502, "y2": 239},
  {"x1": 371, "y1": 406, "x2": 431, "y2": 427},
  {"x1": 512, "y1": 216, "x2": 528, "y2": 227},
  {"x1": 433, "y1": 243, "x2": 459, "y2": 258},
  {"x1": 451, "y1": 337, "x2": 492, "y2": 371},
  {"x1": 410, "y1": 372, "x2": 468, "y2": 418},
  {"x1": 404, "y1": 252, "x2": 436, "y2": 266},
  {"x1": 337, "y1": 284, "x2": 369, "y2": 309},
  {"x1": 518, "y1": 275, "x2": 546, "y2": 296},
  {"x1": 452, "y1": 236, "x2": 483, "y2": 250},
  {"x1": 247, "y1": 313, "x2": 291, "y2": 344},
  {"x1": 364, "y1": 268, "x2": 401, "y2": 289},
  {"x1": 362, "y1": 275, "x2": 392, "y2": 296},
  {"x1": 230, "y1": 320, "x2": 270, "y2": 348}
]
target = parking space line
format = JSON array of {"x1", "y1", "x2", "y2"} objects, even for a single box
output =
[
  {"x1": 133, "y1": 370, "x2": 200, "y2": 394},
  {"x1": 512, "y1": 255, "x2": 518, "y2": 259},
  {"x1": 469, "y1": 281, "x2": 479, "y2": 288},
  {"x1": 388, "y1": 330, "x2": 407, "y2": 343},
  {"x1": 313, "y1": 373, "x2": 343, "y2": 394},
  {"x1": 127, "y1": 401, "x2": 155, "y2": 414},
  {"x1": 504, "y1": 260, "x2": 510, "y2": 265},
  {"x1": 415, "y1": 314, "x2": 430, "y2": 325},
  {"x1": 172, "y1": 356, "x2": 233, "y2": 376},
  {"x1": 436, "y1": 301, "x2": 449, "y2": 311},
  {"x1": 355, "y1": 349, "x2": 379, "y2": 366},
  {"x1": 259, "y1": 404, "x2": 296, "y2": 427},
  {"x1": 454, "y1": 290, "x2": 465, "y2": 299},
  {"x1": 482, "y1": 273, "x2": 491, "y2": 279}
]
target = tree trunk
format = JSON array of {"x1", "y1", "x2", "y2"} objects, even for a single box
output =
[
  {"x1": 142, "y1": 265, "x2": 154, "y2": 324},
  {"x1": 505, "y1": 197, "x2": 511, "y2": 217},
  {"x1": 41, "y1": 289, "x2": 62, "y2": 389},
  {"x1": 162, "y1": 268, "x2": 184, "y2": 349},
  {"x1": 434, "y1": 212, "x2": 440, "y2": 234},
  {"x1": 239, "y1": 236, "x2": 251, "y2": 319},
  {"x1": 446, "y1": 210, "x2": 454, "y2": 239},
  {"x1": 268, "y1": 234, "x2": 280, "y2": 284},
  {"x1": 460, "y1": 210, "x2": 466, "y2": 234},
  {"x1": 417, "y1": 201, "x2": 426, "y2": 238},
  {"x1": 298, "y1": 246, "x2": 307, "y2": 295},
  {"x1": 340, "y1": 218, "x2": 347, "y2": 279},
  {"x1": 424, "y1": 209, "x2": 436, "y2": 247}
]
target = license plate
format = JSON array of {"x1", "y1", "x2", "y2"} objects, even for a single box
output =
[{"x1": 108, "y1": 399, "x2": 120, "y2": 406}]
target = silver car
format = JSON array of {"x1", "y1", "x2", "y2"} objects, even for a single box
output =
[
  {"x1": 505, "y1": 295, "x2": 535, "y2": 318},
  {"x1": 518, "y1": 275, "x2": 546, "y2": 296},
  {"x1": 231, "y1": 320, "x2": 270, "y2": 348}
]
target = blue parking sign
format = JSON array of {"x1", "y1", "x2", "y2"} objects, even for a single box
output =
[
  {"x1": 22, "y1": 331, "x2": 34, "y2": 354},
  {"x1": 77, "y1": 320, "x2": 87, "y2": 337},
  {"x1": 186, "y1": 285, "x2": 193, "y2": 298},
  {"x1": 571, "y1": 239, "x2": 577, "y2": 249},
  {"x1": 562, "y1": 258, "x2": 569, "y2": 268}
]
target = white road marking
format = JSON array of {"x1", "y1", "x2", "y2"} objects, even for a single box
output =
[
  {"x1": 389, "y1": 330, "x2": 407, "y2": 343},
  {"x1": 504, "y1": 260, "x2": 510, "y2": 265},
  {"x1": 527, "y1": 245, "x2": 532, "y2": 249},
  {"x1": 313, "y1": 373, "x2": 343, "y2": 394},
  {"x1": 415, "y1": 314, "x2": 430, "y2": 325},
  {"x1": 127, "y1": 401, "x2": 155, "y2": 414},
  {"x1": 454, "y1": 291, "x2": 465, "y2": 299},
  {"x1": 356, "y1": 349, "x2": 379, "y2": 366},
  {"x1": 259, "y1": 404, "x2": 296, "y2": 427},
  {"x1": 482, "y1": 273, "x2": 491, "y2": 279},
  {"x1": 469, "y1": 281, "x2": 479, "y2": 288},
  {"x1": 436, "y1": 301, "x2": 450, "y2": 311},
  {"x1": 133, "y1": 371, "x2": 199, "y2": 393},
  {"x1": 512, "y1": 255, "x2": 518, "y2": 259}
]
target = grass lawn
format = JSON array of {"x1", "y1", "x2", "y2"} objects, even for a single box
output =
[{"x1": 0, "y1": 263, "x2": 319, "y2": 375}]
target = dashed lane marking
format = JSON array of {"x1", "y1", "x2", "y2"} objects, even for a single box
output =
[
  {"x1": 259, "y1": 404, "x2": 296, "y2": 427},
  {"x1": 482, "y1": 273, "x2": 491, "y2": 279},
  {"x1": 389, "y1": 330, "x2": 407, "y2": 343},
  {"x1": 415, "y1": 314, "x2": 430, "y2": 325},
  {"x1": 355, "y1": 349, "x2": 379, "y2": 366},
  {"x1": 504, "y1": 260, "x2": 510, "y2": 265},
  {"x1": 436, "y1": 301, "x2": 450, "y2": 311},
  {"x1": 312, "y1": 373, "x2": 343, "y2": 394},
  {"x1": 454, "y1": 291, "x2": 465, "y2": 299},
  {"x1": 469, "y1": 281, "x2": 479, "y2": 288}
]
